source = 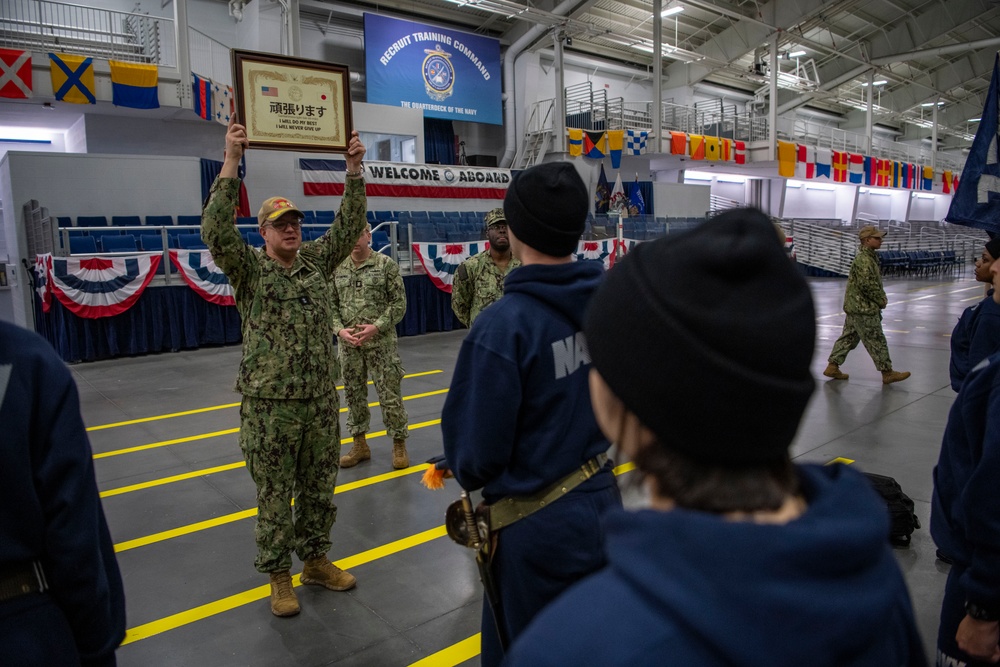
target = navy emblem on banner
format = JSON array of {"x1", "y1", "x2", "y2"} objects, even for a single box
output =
[{"x1": 423, "y1": 45, "x2": 455, "y2": 102}]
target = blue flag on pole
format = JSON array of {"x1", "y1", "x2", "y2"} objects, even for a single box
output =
[
  {"x1": 946, "y1": 53, "x2": 1000, "y2": 234},
  {"x1": 629, "y1": 176, "x2": 646, "y2": 215},
  {"x1": 595, "y1": 163, "x2": 610, "y2": 214}
]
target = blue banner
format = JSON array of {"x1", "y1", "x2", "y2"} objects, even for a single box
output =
[
  {"x1": 946, "y1": 53, "x2": 1000, "y2": 234},
  {"x1": 364, "y1": 13, "x2": 502, "y2": 125}
]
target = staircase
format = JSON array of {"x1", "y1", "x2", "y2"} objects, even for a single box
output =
[{"x1": 513, "y1": 129, "x2": 552, "y2": 169}]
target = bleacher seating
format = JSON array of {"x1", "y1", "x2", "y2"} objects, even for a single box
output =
[
  {"x1": 111, "y1": 215, "x2": 142, "y2": 227},
  {"x1": 244, "y1": 231, "x2": 265, "y2": 247},
  {"x1": 145, "y1": 215, "x2": 174, "y2": 226},
  {"x1": 139, "y1": 234, "x2": 167, "y2": 251},
  {"x1": 372, "y1": 230, "x2": 390, "y2": 251},
  {"x1": 177, "y1": 233, "x2": 207, "y2": 249},
  {"x1": 176, "y1": 215, "x2": 202, "y2": 227},
  {"x1": 374, "y1": 210, "x2": 395, "y2": 222},
  {"x1": 237, "y1": 216, "x2": 257, "y2": 227},
  {"x1": 57, "y1": 216, "x2": 73, "y2": 228},
  {"x1": 101, "y1": 234, "x2": 138, "y2": 252},
  {"x1": 77, "y1": 215, "x2": 108, "y2": 227},
  {"x1": 69, "y1": 236, "x2": 97, "y2": 254}
]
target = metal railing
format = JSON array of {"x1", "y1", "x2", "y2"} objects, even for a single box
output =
[{"x1": 0, "y1": 0, "x2": 173, "y2": 65}]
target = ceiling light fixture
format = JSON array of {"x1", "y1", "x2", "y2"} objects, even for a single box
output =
[
  {"x1": 788, "y1": 50, "x2": 806, "y2": 58},
  {"x1": 661, "y1": 6, "x2": 684, "y2": 17},
  {"x1": 861, "y1": 80, "x2": 887, "y2": 86}
]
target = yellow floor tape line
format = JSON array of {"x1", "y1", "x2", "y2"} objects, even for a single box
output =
[
  {"x1": 87, "y1": 370, "x2": 445, "y2": 431},
  {"x1": 100, "y1": 419, "x2": 442, "y2": 496},
  {"x1": 408, "y1": 634, "x2": 481, "y2": 667},
  {"x1": 113, "y1": 464, "x2": 432, "y2": 553},
  {"x1": 121, "y1": 526, "x2": 448, "y2": 645}
]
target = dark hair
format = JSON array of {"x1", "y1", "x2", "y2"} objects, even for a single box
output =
[{"x1": 633, "y1": 442, "x2": 799, "y2": 514}]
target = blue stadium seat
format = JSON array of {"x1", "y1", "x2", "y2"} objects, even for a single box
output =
[
  {"x1": 366, "y1": 211, "x2": 377, "y2": 223},
  {"x1": 244, "y1": 231, "x2": 265, "y2": 247},
  {"x1": 101, "y1": 234, "x2": 138, "y2": 252},
  {"x1": 57, "y1": 216, "x2": 73, "y2": 228},
  {"x1": 111, "y1": 215, "x2": 142, "y2": 227},
  {"x1": 176, "y1": 215, "x2": 202, "y2": 228},
  {"x1": 177, "y1": 233, "x2": 207, "y2": 249},
  {"x1": 315, "y1": 215, "x2": 335, "y2": 227},
  {"x1": 139, "y1": 234, "x2": 165, "y2": 251},
  {"x1": 314, "y1": 210, "x2": 336, "y2": 219},
  {"x1": 145, "y1": 215, "x2": 174, "y2": 227},
  {"x1": 374, "y1": 210, "x2": 395, "y2": 222},
  {"x1": 237, "y1": 216, "x2": 258, "y2": 227},
  {"x1": 69, "y1": 236, "x2": 97, "y2": 254},
  {"x1": 77, "y1": 215, "x2": 108, "y2": 227},
  {"x1": 372, "y1": 230, "x2": 390, "y2": 251},
  {"x1": 304, "y1": 229, "x2": 325, "y2": 241}
]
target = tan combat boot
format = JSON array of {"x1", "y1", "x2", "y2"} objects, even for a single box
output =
[
  {"x1": 269, "y1": 571, "x2": 300, "y2": 617},
  {"x1": 823, "y1": 363, "x2": 849, "y2": 380},
  {"x1": 301, "y1": 557, "x2": 357, "y2": 591},
  {"x1": 882, "y1": 369, "x2": 911, "y2": 385},
  {"x1": 340, "y1": 433, "x2": 370, "y2": 468},
  {"x1": 392, "y1": 439, "x2": 409, "y2": 470}
]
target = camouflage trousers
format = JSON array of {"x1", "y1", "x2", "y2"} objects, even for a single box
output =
[
  {"x1": 828, "y1": 313, "x2": 893, "y2": 371},
  {"x1": 340, "y1": 341, "x2": 408, "y2": 441},
  {"x1": 239, "y1": 394, "x2": 341, "y2": 573}
]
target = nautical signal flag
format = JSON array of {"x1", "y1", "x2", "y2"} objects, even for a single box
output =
[
  {"x1": 797, "y1": 144, "x2": 815, "y2": 179},
  {"x1": 689, "y1": 134, "x2": 705, "y2": 160},
  {"x1": 777, "y1": 141, "x2": 796, "y2": 177},
  {"x1": 568, "y1": 128, "x2": 583, "y2": 157},
  {"x1": 705, "y1": 136, "x2": 720, "y2": 161},
  {"x1": 584, "y1": 131, "x2": 607, "y2": 159},
  {"x1": 922, "y1": 165, "x2": 934, "y2": 191},
  {"x1": 214, "y1": 80, "x2": 235, "y2": 125},
  {"x1": 109, "y1": 60, "x2": 159, "y2": 109},
  {"x1": 722, "y1": 138, "x2": 732, "y2": 162},
  {"x1": 192, "y1": 72, "x2": 212, "y2": 121},
  {"x1": 0, "y1": 48, "x2": 31, "y2": 99},
  {"x1": 943, "y1": 171, "x2": 953, "y2": 194},
  {"x1": 815, "y1": 148, "x2": 832, "y2": 179},
  {"x1": 877, "y1": 159, "x2": 891, "y2": 187},
  {"x1": 863, "y1": 156, "x2": 875, "y2": 185},
  {"x1": 670, "y1": 131, "x2": 687, "y2": 155},
  {"x1": 626, "y1": 129, "x2": 648, "y2": 155},
  {"x1": 49, "y1": 53, "x2": 95, "y2": 105},
  {"x1": 832, "y1": 151, "x2": 848, "y2": 182},
  {"x1": 608, "y1": 130, "x2": 624, "y2": 168},
  {"x1": 849, "y1": 153, "x2": 864, "y2": 184}
]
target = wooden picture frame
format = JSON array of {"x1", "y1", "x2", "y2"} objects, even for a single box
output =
[{"x1": 231, "y1": 49, "x2": 353, "y2": 153}]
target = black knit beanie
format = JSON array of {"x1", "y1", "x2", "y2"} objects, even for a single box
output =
[
  {"x1": 584, "y1": 208, "x2": 817, "y2": 467},
  {"x1": 986, "y1": 237, "x2": 1000, "y2": 262},
  {"x1": 504, "y1": 162, "x2": 588, "y2": 256}
]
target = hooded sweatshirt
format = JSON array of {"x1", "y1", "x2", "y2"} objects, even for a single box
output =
[
  {"x1": 504, "y1": 464, "x2": 926, "y2": 667},
  {"x1": 442, "y1": 260, "x2": 610, "y2": 503},
  {"x1": 932, "y1": 353, "x2": 1000, "y2": 611}
]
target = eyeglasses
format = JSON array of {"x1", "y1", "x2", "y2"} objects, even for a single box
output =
[{"x1": 266, "y1": 219, "x2": 302, "y2": 232}]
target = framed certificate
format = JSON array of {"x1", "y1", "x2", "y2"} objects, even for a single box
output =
[{"x1": 231, "y1": 49, "x2": 353, "y2": 153}]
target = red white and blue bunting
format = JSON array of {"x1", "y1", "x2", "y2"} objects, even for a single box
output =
[
  {"x1": 42, "y1": 253, "x2": 161, "y2": 319},
  {"x1": 414, "y1": 239, "x2": 641, "y2": 293},
  {"x1": 35, "y1": 253, "x2": 52, "y2": 313},
  {"x1": 169, "y1": 249, "x2": 235, "y2": 306},
  {"x1": 411, "y1": 242, "x2": 488, "y2": 293}
]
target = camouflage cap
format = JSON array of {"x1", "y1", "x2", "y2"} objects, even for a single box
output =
[
  {"x1": 858, "y1": 225, "x2": 887, "y2": 240},
  {"x1": 258, "y1": 197, "x2": 305, "y2": 226},
  {"x1": 483, "y1": 208, "x2": 507, "y2": 229}
]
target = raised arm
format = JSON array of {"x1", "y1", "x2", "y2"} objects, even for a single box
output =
[
  {"x1": 202, "y1": 115, "x2": 254, "y2": 289},
  {"x1": 316, "y1": 132, "x2": 369, "y2": 274}
]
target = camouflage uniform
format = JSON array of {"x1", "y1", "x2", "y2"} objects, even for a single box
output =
[
  {"x1": 202, "y1": 176, "x2": 367, "y2": 573},
  {"x1": 332, "y1": 252, "x2": 408, "y2": 441},
  {"x1": 828, "y1": 245, "x2": 893, "y2": 371},
  {"x1": 451, "y1": 251, "x2": 521, "y2": 327}
]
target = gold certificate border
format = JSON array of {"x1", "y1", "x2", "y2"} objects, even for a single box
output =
[{"x1": 231, "y1": 49, "x2": 353, "y2": 154}]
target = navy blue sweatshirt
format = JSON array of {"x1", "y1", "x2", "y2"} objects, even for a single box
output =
[
  {"x1": 933, "y1": 352, "x2": 1000, "y2": 611},
  {"x1": 442, "y1": 260, "x2": 610, "y2": 503},
  {"x1": 505, "y1": 464, "x2": 926, "y2": 667},
  {"x1": 0, "y1": 322, "x2": 126, "y2": 666},
  {"x1": 949, "y1": 290, "x2": 1000, "y2": 391}
]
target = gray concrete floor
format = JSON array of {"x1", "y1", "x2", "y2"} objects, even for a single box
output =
[{"x1": 74, "y1": 272, "x2": 978, "y2": 666}]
